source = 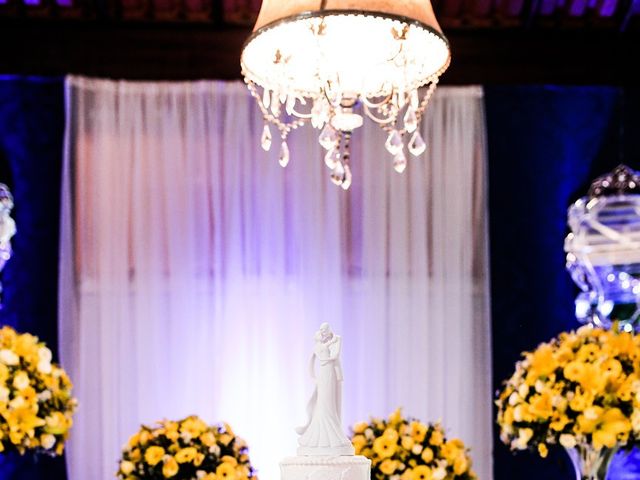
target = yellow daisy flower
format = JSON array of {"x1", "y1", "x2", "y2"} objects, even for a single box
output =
[
  {"x1": 144, "y1": 446, "x2": 165, "y2": 466},
  {"x1": 388, "y1": 408, "x2": 403, "y2": 425},
  {"x1": 428, "y1": 429, "x2": 443, "y2": 447},
  {"x1": 127, "y1": 433, "x2": 140, "y2": 449},
  {"x1": 353, "y1": 422, "x2": 369, "y2": 434},
  {"x1": 412, "y1": 465, "x2": 432, "y2": 480},
  {"x1": 537, "y1": 443, "x2": 548, "y2": 458},
  {"x1": 528, "y1": 392, "x2": 554, "y2": 420},
  {"x1": 589, "y1": 408, "x2": 631, "y2": 450},
  {"x1": 410, "y1": 422, "x2": 427, "y2": 443},
  {"x1": 576, "y1": 344, "x2": 600, "y2": 363},
  {"x1": 44, "y1": 412, "x2": 71, "y2": 435},
  {"x1": 401, "y1": 436, "x2": 414, "y2": 450},
  {"x1": 129, "y1": 448, "x2": 142, "y2": 462},
  {"x1": 175, "y1": 447, "x2": 197, "y2": 463},
  {"x1": 352, "y1": 435, "x2": 367, "y2": 454},
  {"x1": 222, "y1": 455, "x2": 238, "y2": 466},
  {"x1": 216, "y1": 462, "x2": 237, "y2": 480},
  {"x1": 200, "y1": 431, "x2": 217, "y2": 446},
  {"x1": 563, "y1": 361, "x2": 585, "y2": 383},
  {"x1": 180, "y1": 416, "x2": 208, "y2": 437},
  {"x1": 454, "y1": 455, "x2": 470, "y2": 474},
  {"x1": 162, "y1": 456, "x2": 179, "y2": 478},
  {"x1": 401, "y1": 468, "x2": 414, "y2": 480},
  {"x1": 379, "y1": 459, "x2": 398, "y2": 475},
  {"x1": 120, "y1": 461, "x2": 135, "y2": 475},
  {"x1": 420, "y1": 447, "x2": 434, "y2": 463},
  {"x1": 529, "y1": 344, "x2": 557, "y2": 377},
  {"x1": 384, "y1": 428, "x2": 399, "y2": 443},
  {"x1": 373, "y1": 435, "x2": 397, "y2": 458}
]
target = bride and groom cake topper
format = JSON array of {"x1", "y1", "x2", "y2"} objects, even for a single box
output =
[
  {"x1": 280, "y1": 323, "x2": 370, "y2": 480},
  {"x1": 296, "y1": 322, "x2": 355, "y2": 457}
]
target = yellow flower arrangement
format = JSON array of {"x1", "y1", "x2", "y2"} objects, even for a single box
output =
[
  {"x1": 350, "y1": 409, "x2": 477, "y2": 480},
  {"x1": 0, "y1": 325, "x2": 77, "y2": 456},
  {"x1": 496, "y1": 325, "x2": 640, "y2": 459},
  {"x1": 117, "y1": 416, "x2": 257, "y2": 480}
]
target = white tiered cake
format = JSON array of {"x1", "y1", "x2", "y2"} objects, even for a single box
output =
[
  {"x1": 280, "y1": 323, "x2": 371, "y2": 480},
  {"x1": 281, "y1": 455, "x2": 371, "y2": 480}
]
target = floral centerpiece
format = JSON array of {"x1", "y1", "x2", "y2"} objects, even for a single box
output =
[
  {"x1": 117, "y1": 416, "x2": 257, "y2": 480},
  {"x1": 0, "y1": 325, "x2": 77, "y2": 456},
  {"x1": 349, "y1": 409, "x2": 476, "y2": 480},
  {"x1": 496, "y1": 325, "x2": 640, "y2": 479}
]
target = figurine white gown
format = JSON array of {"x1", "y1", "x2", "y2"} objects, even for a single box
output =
[{"x1": 296, "y1": 335, "x2": 354, "y2": 456}]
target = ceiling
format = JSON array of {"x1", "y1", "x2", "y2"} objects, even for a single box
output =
[{"x1": 0, "y1": 0, "x2": 639, "y2": 83}]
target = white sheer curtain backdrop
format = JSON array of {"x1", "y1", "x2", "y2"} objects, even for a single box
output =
[{"x1": 59, "y1": 77, "x2": 492, "y2": 480}]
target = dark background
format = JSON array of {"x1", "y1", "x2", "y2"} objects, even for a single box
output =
[
  {"x1": 486, "y1": 85, "x2": 640, "y2": 479},
  {"x1": 0, "y1": 76, "x2": 66, "y2": 479}
]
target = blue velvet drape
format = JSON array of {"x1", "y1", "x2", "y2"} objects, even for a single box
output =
[
  {"x1": 0, "y1": 76, "x2": 67, "y2": 480},
  {"x1": 486, "y1": 85, "x2": 640, "y2": 480}
]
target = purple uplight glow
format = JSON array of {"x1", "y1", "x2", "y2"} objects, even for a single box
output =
[{"x1": 599, "y1": 0, "x2": 618, "y2": 16}]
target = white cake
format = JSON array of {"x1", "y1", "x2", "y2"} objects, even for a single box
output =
[{"x1": 280, "y1": 455, "x2": 371, "y2": 480}]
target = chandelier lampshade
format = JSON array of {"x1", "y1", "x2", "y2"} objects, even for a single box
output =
[{"x1": 240, "y1": 0, "x2": 451, "y2": 189}]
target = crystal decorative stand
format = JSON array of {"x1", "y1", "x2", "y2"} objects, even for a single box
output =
[
  {"x1": 0, "y1": 183, "x2": 16, "y2": 305},
  {"x1": 566, "y1": 446, "x2": 618, "y2": 480},
  {"x1": 565, "y1": 165, "x2": 640, "y2": 331},
  {"x1": 565, "y1": 164, "x2": 640, "y2": 479}
]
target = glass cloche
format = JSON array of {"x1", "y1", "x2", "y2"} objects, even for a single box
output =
[{"x1": 565, "y1": 164, "x2": 640, "y2": 331}]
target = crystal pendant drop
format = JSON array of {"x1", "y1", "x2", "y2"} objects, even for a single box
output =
[
  {"x1": 326, "y1": 81, "x2": 342, "y2": 107},
  {"x1": 408, "y1": 131, "x2": 426, "y2": 156},
  {"x1": 341, "y1": 164, "x2": 352, "y2": 190},
  {"x1": 393, "y1": 150, "x2": 407, "y2": 173},
  {"x1": 385, "y1": 130, "x2": 403, "y2": 155},
  {"x1": 410, "y1": 89, "x2": 419, "y2": 110},
  {"x1": 319, "y1": 103, "x2": 330, "y2": 127},
  {"x1": 325, "y1": 148, "x2": 341, "y2": 169},
  {"x1": 286, "y1": 95, "x2": 296, "y2": 115},
  {"x1": 279, "y1": 141, "x2": 290, "y2": 168},
  {"x1": 319, "y1": 124, "x2": 339, "y2": 150},
  {"x1": 397, "y1": 88, "x2": 406, "y2": 108},
  {"x1": 261, "y1": 124, "x2": 272, "y2": 151},
  {"x1": 270, "y1": 93, "x2": 281, "y2": 116},
  {"x1": 262, "y1": 88, "x2": 271, "y2": 109},
  {"x1": 311, "y1": 100, "x2": 323, "y2": 129},
  {"x1": 330, "y1": 162, "x2": 345, "y2": 186},
  {"x1": 403, "y1": 107, "x2": 418, "y2": 133}
]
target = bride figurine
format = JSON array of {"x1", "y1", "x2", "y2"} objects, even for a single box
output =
[{"x1": 296, "y1": 323, "x2": 355, "y2": 456}]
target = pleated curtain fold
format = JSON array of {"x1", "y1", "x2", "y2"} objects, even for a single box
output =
[{"x1": 59, "y1": 77, "x2": 492, "y2": 480}]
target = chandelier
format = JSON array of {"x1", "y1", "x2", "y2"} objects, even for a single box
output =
[{"x1": 240, "y1": 0, "x2": 451, "y2": 189}]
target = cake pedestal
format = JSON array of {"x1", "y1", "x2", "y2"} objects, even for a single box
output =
[{"x1": 281, "y1": 455, "x2": 371, "y2": 480}]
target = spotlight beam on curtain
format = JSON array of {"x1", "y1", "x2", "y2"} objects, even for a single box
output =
[{"x1": 59, "y1": 78, "x2": 492, "y2": 480}]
